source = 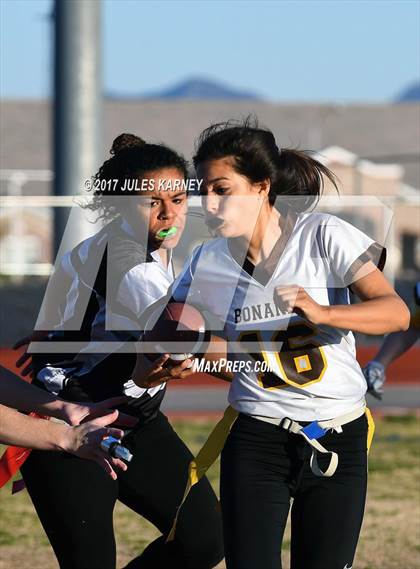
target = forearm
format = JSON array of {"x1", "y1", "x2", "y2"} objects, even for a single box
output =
[
  {"x1": 374, "y1": 327, "x2": 420, "y2": 368},
  {"x1": 0, "y1": 365, "x2": 65, "y2": 419},
  {"x1": 0, "y1": 404, "x2": 69, "y2": 450},
  {"x1": 322, "y1": 295, "x2": 410, "y2": 335},
  {"x1": 201, "y1": 334, "x2": 233, "y2": 382}
]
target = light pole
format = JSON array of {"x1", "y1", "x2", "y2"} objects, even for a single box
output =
[{"x1": 53, "y1": 0, "x2": 102, "y2": 257}]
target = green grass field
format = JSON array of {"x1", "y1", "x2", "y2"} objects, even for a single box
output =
[{"x1": 0, "y1": 414, "x2": 419, "y2": 569}]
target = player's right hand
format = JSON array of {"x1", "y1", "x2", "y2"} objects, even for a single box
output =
[
  {"x1": 363, "y1": 360, "x2": 386, "y2": 400},
  {"x1": 132, "y1": 353, "x2": 195, "y2": 388}
]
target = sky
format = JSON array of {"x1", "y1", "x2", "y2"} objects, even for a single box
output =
[{"x1": 1, "y1": 0, "x2": 419, "y2": 103}]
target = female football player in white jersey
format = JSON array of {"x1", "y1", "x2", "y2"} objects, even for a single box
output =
[
  {"x1": 17, "y1": 134, "x2": 223, "y2": 569},
  {"x1": 158, "y1": 119, "x2": 410, "y2": 569}
]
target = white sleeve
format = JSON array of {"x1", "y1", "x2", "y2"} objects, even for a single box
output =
[
  {"x1": 60, "y1": 250, "x2": 75, "y2": 278},
  {"x1": 116, "y1": 264, "x2": 169, "y2": 321},
  {"x1": 323, "y1": 215, "x2": 386, "y2": 286},
  {"x1": 171, "y1": 245, "x2": 204, "y2": 306},
  {"x1": 171, "y1": 245, "x2": 226, "y2": 339}
]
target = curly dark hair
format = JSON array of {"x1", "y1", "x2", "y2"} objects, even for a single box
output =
[{"x1": 86, "y1": 133, "x2": 188, "y2": 220}]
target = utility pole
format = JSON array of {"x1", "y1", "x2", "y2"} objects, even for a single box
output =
[{"x1": 53, "y1": 0, "x2": 102, "y2": 256}]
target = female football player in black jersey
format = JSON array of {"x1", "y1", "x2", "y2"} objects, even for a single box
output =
[
  {"x1": 143, "y1": 118, "x2": 410, "y2": 569},
  {"x1": 17, "y1": 134, "x2": 223, "y2": 569}
]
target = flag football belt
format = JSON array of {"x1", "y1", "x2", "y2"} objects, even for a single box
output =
[
  {"x1": 253, "y1": 403, "x2": 366, "y2": 478},
  {"x1": 167, "y1": 403, "x2": 372, "y2": 543}
]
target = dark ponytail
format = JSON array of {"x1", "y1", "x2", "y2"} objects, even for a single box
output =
[
  {"x1": 87, "y1": 133, "x2": 188, "y2": 220},
  {"x1": 110, "y1": 133, "x2": 146, "y2": 155},
  {"x1": 193, "y1": 117, "x2": 338, "y2": 212}
]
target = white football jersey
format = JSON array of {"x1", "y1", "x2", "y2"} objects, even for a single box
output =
[
  {"x1": 172, "y1": 212, "x2": 385, "y2": 421},
  {"x1": 37, "y1": 218, "x2": 171, "y2": 401}
]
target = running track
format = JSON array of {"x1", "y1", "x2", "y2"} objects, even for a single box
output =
[{"x1": 1, "y1": 347, "x2": 418, "y2": 417}]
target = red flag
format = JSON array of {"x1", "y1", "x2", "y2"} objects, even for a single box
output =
[
  {"x1": 0, "y1": 412, "x2": 48, "y2": 491},
  {"x1": 0, "y1": 445, "x2": 31, "y2": 489}
]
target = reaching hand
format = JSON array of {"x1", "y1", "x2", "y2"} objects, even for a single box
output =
[
  {"x1": 60, "y1": 397, "x2": 138, "y2": 428},
  {"x1": 62, "y1": 409, "x2": 128, "y2": 480},
  {"x1": 363, "y1": 360, "x2": 386, "y2": 400}
]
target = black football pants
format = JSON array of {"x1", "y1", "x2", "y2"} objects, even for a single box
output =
[
  {"x1": 21, "y1": 412, "x2": 224, "y2": 569},
  {"x1": 220, "y1": 412, "x2": 370, "y2": 569}
]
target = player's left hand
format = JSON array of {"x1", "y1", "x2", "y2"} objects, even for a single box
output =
[
  {"x1": 62, "y1": 409, "x2": 128, "y2": 480},
  {"x1": 274, "y1": 285, "x2": 328, "y2": 325},
  {"x1": 363, "y1": 361, "x2": 386, "y2": 400}
]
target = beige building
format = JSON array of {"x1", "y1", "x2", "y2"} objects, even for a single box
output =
[
  {"x1": 1, "y1": 100, "x2": 419, "y2": 282},
  {"x1": 319, "y1": 146, "x2": 420, "y2": 283}
]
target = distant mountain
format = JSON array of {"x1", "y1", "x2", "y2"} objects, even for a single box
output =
[
  {"x1": 395, "y1": 81, "x2": 420, "y2": 102},
  {"x1": 107, "y1": 77, "x2": 260, "y2": 100}
]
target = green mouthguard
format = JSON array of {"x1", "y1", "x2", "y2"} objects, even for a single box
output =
[{"x1": 157, "y1": 227, "x2": 178, "y2": 239}]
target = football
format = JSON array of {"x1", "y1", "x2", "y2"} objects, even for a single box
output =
[{"x1": 142, "y1": 302, "x2": 207, "y2": 364}]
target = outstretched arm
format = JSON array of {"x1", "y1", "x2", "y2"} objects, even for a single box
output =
[
  {"x1": 0, "y1": 405, "x2": 127, "y2": 480},
  {"x1": 0, "y1": 365, "x2": 136, "y2": 428},
  {"x1": 0, "y1": 364, "x2": 68, "y2": 418},
  {"x1": 373, "y1": 327, "x2": 419, "y2": 368}
]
